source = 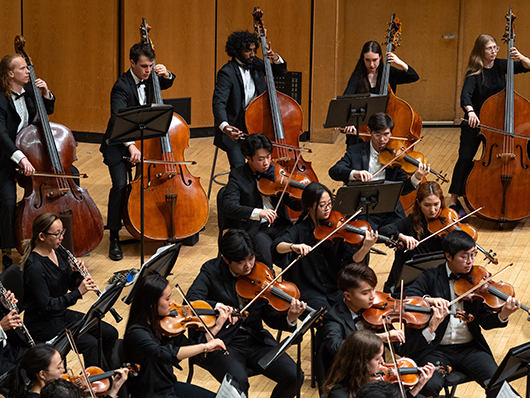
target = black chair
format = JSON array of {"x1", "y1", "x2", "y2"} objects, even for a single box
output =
[
  {"x1": 216, "y1": 186, "x2": 235, "y2": 243},
  {"x1": 442, "y1": 370, "x2": 472, "y2": 398},
  {"x1": 0, "y1": 264, "x2": 24, "y2": 308}
]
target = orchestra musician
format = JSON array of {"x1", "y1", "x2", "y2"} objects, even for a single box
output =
[
  {"x1": 328, "y1": 112, "x2": 429, "y2": 230},
  {"x1": 99, "y1": 42, "x2": 174, "y2": 261},
  {"x1": 186, "y1": 229, "x2": 306, "y2": 398},
  {"x1": 342, "y1": 40, "x2": 419, "y2": 146},
  {"x1": 322, "y1": 330, "x2": 434, "y2": 398},
  {"x1": 0, "y1": 53, "x2": 54, "y2": 270},
  {"x1": 40, "y1": 375, "x2": 128, "y2": 398},
  {"x1": 379, "y1": 181, "x2": 445, "y2": 293},
  {"x1": 0, "y1": 290, "x2": 29, "y2": 375},
  {"x1": 448, "y1": 34, "x2": 530, "y2": 212},
  {"x1": 272, "y1": 182, "x2": 375, "y2": 312},
  {"x1": 21, "y1": 213, "x2": 118, "y2": 369},
  {"x1": 223, "y1": 134, "x2": 300, "y2": 268},
  {"x1": 124, "y1": 274, "x2": 226, "y2": 398},
  {"x1": 400, "y1": 230, "x2": 520, "y2": 397},
  {"x1": 213, "y1": 31, "x2": 287, "y2": 169}
]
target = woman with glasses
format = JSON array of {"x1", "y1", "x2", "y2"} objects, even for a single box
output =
[
  {"x1": 21, "y1": 212, "x2": 118, "y2": 369},
  {"x1": 272, "y1": 182, "x2": 376, "y2": 311},
  {"x1": 449, "y1": 34, "x2": 530, "y2": 211}
]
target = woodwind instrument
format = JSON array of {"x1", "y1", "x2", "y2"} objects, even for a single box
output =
[{"x1": 0, "y1": 280, "x2": 35, "y2": 346}]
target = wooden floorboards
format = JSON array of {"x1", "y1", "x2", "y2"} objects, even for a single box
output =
[{"x1": 11, "y1": 127, "x2": 530, "y2": 397}]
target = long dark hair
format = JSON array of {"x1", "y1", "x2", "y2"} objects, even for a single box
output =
[
  {"x1": 7, "y1": 344, "x2": 58, "y2": 398},
  {"x1": 412, "y1": 181, "x2": 445, "y2": 238},
  {"x1": 322, "y1": 331, "x2": 383, "y2": 397},
  {"x1": 352, "y1": 41, "x2": 383, "y2": 93},
  {"x1": 298, "y1": 182, "x2": 332, "y2": 223},
  {"x1": 126, "y1": 274, "x2": 169, "y2": 340},
  {"x1": 21, "y1": 212, "x2": 60, "y2": 268}
]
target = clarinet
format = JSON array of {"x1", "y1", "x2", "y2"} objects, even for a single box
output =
[
  {"x1": 59, "y1": 245, "x2": 123, "y2": 323},
  {"x1": 0, "y1": 280, "x2": 35, "y2": 346}
]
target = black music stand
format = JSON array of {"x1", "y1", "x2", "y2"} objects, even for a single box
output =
[
  {"x1": 333, "y1": 180, "x2": 403, "y2": 227},
  {"x1": 51, "y1": 278, "x2": 127, "y2": 367},
  {"x1": 108, "y1": 104, "x2": 174, "y2": 265},
  {"x1": 122, "y1": 243, "x2": 181, "y2": 305},
  {"x1": 258, "y1": 308, "x2": 326, "y2": 398},
  {"x1": 324, "y1": 94, "x2": 388, "y2": 146},
  {"x1": 486, "y1": 341, "x2": 530, "y2": 398},
  {"x1": 391, "y1": 251, "x2": 446, "y2": 295}
]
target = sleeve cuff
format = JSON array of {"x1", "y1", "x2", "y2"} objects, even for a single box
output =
[
  {"x1": 410, "y1": 174, "x2": 421, "y2": 187},
  {"x1": 219, "y1": 121, "x2": 229, "y2": 132},
  {"x1": 498, "y1": 313, "x2": 509, "y2": 324},
  {"x1": 250, "y1": 208, "x2": 262, "y2": 221},
  {"x1": 11, "y1": 150, "x2": 25, "y2": 164},
  {"x1": 0, "y1": 324, "x2": 7, "y2": 347},
  {"x1": 348, "y1": 170, "x2": 356, "y2": 181},
  {"x1": 125, "y1": 141, "x2": 136, "y2": 147},
  {"x1": 422, "y1": 327, "x2": 436, "y2": 343},
  {"x1": 286, "y1": 315, "x2": 297, "y2": 326},
  {"x1": 274, "y1": 55, "x2": 285, "y2": 64}
]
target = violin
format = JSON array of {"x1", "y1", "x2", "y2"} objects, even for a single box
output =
[
  {"x1": 314, "y1": 211, "x2": 404, "y2": 249},
  {"x1": 236, "y1": 261, "x2": 315, "y2": 313},
  {"x1": 257, "y1": 162, "x2": 310, "y2": 200},
  {"x1": 453, "y1": 265, "x2": 530, "y2": 320},
  {"x1": 378, "y1": 139, "x2": 449, "y2": 183},
  {"x1": 372, "y1": 358, "x2": 451, "y2": 386},
  {"x1": 427, "y1": 207, "x2": 498, "y2": 264},
  {"x1": 362, "y1": 291, "x2": 474, "y2": 329},
  {"x1": 62, "y1": 364, "x2": 140, "y2": 395},
  {"x1": 160, "y1": 301, "x2": 247, "y2": 337}
]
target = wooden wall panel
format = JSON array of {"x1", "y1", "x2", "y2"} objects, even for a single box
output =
[
  {"x1": 0, "y1": 1, "x2": 21, "y2": 58},
  {"x1": 22, "y1": 1, "x2": 118, "y2": 133},
  {"x1": 122, "y1": 0, "x2": 216, "y2": 128},
  {"x1": 216, "y1": 0, "x2": 312, "y2": 131}
]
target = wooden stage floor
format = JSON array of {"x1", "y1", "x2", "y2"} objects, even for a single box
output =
[{"x1": 11, "y1": 127, "x2": 530, "y2": 397}]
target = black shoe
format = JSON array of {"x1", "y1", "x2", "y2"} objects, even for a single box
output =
[{"x1": 109, "y1": 238, "x2": 123, "y2": 261}]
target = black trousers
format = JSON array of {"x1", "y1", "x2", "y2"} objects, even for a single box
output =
[
  {"x1": 0, "y1": 177, "x2": 16, "y2": 249},
  {"x1": 196, "y1": 331, "x2": 301, "y2": 398},
  {"x1": 416, "y1": 341, "x2": 497, "y2": 397},
  {"x1": 219, "y1": 134, "x2": 245, "y2": 170},
  {"x1": 255, "y1": 221, "x2": 290, "y2": 269},
  {"x1": 106, "y1": 160, "x2": 129, "y2": 232},
  {"x1": 173, "y1": 381, "x2": 215, "y2": 398},
  {"x1": 357, "y1": 211, "x2": 402, "y2": 231},
  {"x1": 449, "y1": 125, "x2": 482, "y2": 196},
  {"x1": 0, "y1": 341, "x2": 28, "y2": 374}
]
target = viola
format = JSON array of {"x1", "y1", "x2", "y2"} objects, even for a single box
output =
[
  {"x1": 257, "y1": 162, "x2": 310, "y2": 200},
  {"x1": 427, "y1": 207, "x2": 498, "y2": 264},
  {"x1": 62, "y1": 364, "x2": 140, "y2": 395},
  {"x1": 123, "y1": 19, "x2": 209, "y2": 242},
  {"x1": 453, "y1": 265, "x2": 530, "y2": 320},
  {"x1": 378, "y1": 139, "x2": 449, "y2": 183},
  {"x1": 362, "y1": 291, "x2": 474, "y2": 329},
  {"x1": 160, "y1": 301, "x2": 246, "y2": 337},
  {"x1": 314, "y1": 211, "x2": 404, "y2": 250},
  {"x1": 236, "y1": 261, "x2": 315, "y2": 313},
  {"x1": 13, "y1": 36, "x2": 104, "y2": 257},
  {"x1": 372, "y1": 358, "x2": 451, "y2": 386}
]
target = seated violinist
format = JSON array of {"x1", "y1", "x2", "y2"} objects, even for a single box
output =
[
  {"x1": 401, "y1": 230, "x2": 520, "y2": 397},
  {"x1": 322, "y1": 330, "x2": 434, "y2": 398},
  {"x1": 186, "y1": 229, "x2": 306, "y2": 398},
  {"x1": 0, "y1": 290, "x2": 30, "y2": 375},
  {"x1": 328, "y1": 112, "x2": 430, "y2": 230},
  {"x1": 223, "y1": 133, "x2": 300, "y2": 268}
]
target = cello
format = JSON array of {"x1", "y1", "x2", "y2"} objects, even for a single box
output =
[
  {"x1": 245, "y1": 7, "x2": 319, "y2": 207},
  {"x1": 13, "y1": 36, "x2": 104, "y2": 257},
  {"x1": 464, "y1": 9, "x2": 530, "y2": 226},
  {"x1": 123, "y1": 20, "x2": 209, "y2": 242}
]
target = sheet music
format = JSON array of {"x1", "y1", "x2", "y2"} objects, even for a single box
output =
[{"x1": 497, "y1": 381, "x2": 521, "y2": 398}]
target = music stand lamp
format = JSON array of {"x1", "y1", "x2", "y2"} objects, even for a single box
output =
[
  {"x1": 258, "y1": 308, "x2": 326, "y2": 398},
  {"x1": 108, "y1": 104, "x2": 174, "y2": 265},
  {"x1": 486, "y1": 341, "x2": 530, "y2": 398},
  {"x1": 333, "y1": 180, "x2": 403, "y2": 227},
  {"x1": 324, "y1": 94, "x2": 388, "y2": 145}
]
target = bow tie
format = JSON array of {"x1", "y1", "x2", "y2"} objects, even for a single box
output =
[
  {"x1": 136, "y1": 80, "x2": 146, "y2": 88},
  {"x1": 255, "y1": 164, "x2": 276, "y2": 181},
  {"x1": 12, "y1": 91, "x2": 27, "y2": 101},
  {"x1": 449, "y1": 272, "x2": 475, "y2": 284},
  {"x1": 239, "y1": 62, "x2": 253, "y2": 71}
]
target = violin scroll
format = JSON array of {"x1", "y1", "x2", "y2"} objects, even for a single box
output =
[{"x1": 453, "y1": 309, "x2": 474, "y2": 323}]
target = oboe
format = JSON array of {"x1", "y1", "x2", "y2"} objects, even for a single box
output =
[
  {"x1": 59, "y1": 245, "x2": 123, "y2": 323},
  {"x1": 0, "y1": 280, "x2": 35, "y2": 346}
]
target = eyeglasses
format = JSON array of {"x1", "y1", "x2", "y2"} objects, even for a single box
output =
[
  {"x1": 44, "y1": 228, "x2": 66, "y2": 238},
  {"x1": 458, "y1": 251, "x2": 477, "y2": 262},
  {"x1": 485, "y1": 45, "x2": 500, "y2": 53},
  {"x1": 318, "y1": 201, "x2": 333, "y2": 210}
]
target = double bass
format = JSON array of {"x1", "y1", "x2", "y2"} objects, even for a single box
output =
[
  {"x1": 123, "y1": 20, "x2": 209, "y2": 242},
  {"x1": 245, "y1": 7, "x2": 318, "y2": 210},
  {"x1": 464, "y1": 9, "x2": 530, "y2": 225},
  {"x1": 13, "y1": 36, "x2": 103, "y2": 257}
]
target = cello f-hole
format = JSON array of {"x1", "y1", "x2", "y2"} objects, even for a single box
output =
[
  {"x1": 516, "y1": 144, "x2": 529, "y2": 169},
  {"x1": 483, "y1": 144, "x2": 498, "y2": 167}
]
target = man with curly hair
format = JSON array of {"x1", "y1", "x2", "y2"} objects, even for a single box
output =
[{"x1": 213, "y1": 30, "x2": 287, "y2": 169}]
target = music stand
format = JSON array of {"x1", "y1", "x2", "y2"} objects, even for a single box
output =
[
  {"x1": 486, "y1": 341, "x2": 530, "y2": 398},
  {"x1": 258, "y1": 308, "x2": 326, "y2": 398},
  {"x1": 108, "y1": 104, "x2": 174, "y2": 265},
  {"x1": 122, "y1": 243, "x2": 182, "y2": 305},
  {"x1": 333, "y1": 180, "x2": 403, "y2": 227},
  {"x1": 324, "y1": 94, "x2": 388, "y2": 146},
  {"x1": 392, "y1": 251, "x2": 446, "y2": 294}
]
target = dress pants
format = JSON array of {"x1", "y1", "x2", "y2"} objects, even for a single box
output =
[
  {"x1": 449, "y1": 125, "x2": 482, "y2": 196},
  {"x1": 106, "y1": 160, "x2": 129, "y2": 232},
  {"x1": 0, "y1": 177, "x2": 16, "y2": 249}
]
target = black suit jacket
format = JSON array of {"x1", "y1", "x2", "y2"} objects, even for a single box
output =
[
  {"x1": 0, "y1": 84, "x2": 55, "y2": 183},
  {"x1": 186, "y1": 257, "x2": 295, "y2": 346},
  {"x1": 328, "y1": 141, "x2": 415, "y2": 217},
  {"x1": 99, "y1": 70, "x2": 174, "y2": 167},
  {"x1": 212, "y1": 58, "x2": 287, "y2": 152},
  {"x1": 322, "y1": 300, "x2": 360, "y2": 356},
  {"x1": 223, "y1": 163, "x2": 300, "y2": 236},
  {"x1": 401, "y1": 263, "x2": 507, "y2": 364}
]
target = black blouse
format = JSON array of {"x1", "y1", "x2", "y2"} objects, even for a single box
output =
[{"x1": 343, "y1": 66, "x2": 419, "y2": 95}]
